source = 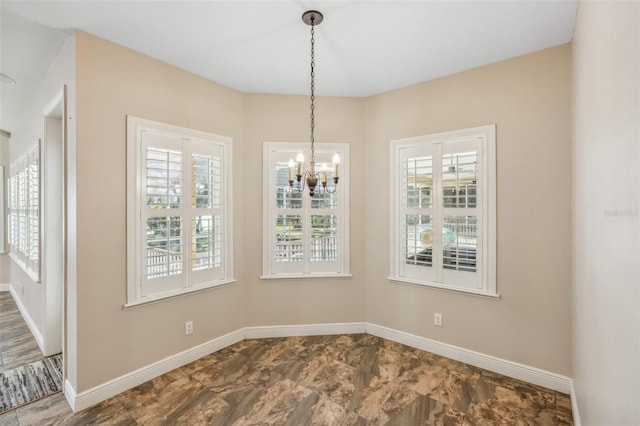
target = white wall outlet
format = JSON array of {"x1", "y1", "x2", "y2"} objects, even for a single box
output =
[
  {"x1": 185, "y1": 321, "x2": 193, "y2": 335},
  {"x1": 434, "y1": 313, "x2": 443, "y2": 327}
]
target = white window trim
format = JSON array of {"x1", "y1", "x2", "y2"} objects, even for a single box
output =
[
  {"x1": 126, "y1": 116, "x2": 234, "y2": 307},
  {"x1": 0, "y1": 166, "x2": 5, "y2": 254},
  {"x1": 261, "y1": 142, "x2": 350, "y2": 279},
  {"x1": 8, "y1": 143, "x2": 41, "y2": 282},
  {"x1": 389, "y1": 125, "x2": 497, "y2": 297}
]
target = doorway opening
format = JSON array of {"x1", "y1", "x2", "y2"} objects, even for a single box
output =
[{"x1": 42, "y1": 87, "x2": 66, "y2": 372}]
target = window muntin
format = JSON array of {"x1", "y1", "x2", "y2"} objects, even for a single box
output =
[
  {"x1": 127, "y1": 116, "x2": 233, "y2": 306},
  {"x1": 263, "y1": 142, "x2": 349, "y2": 278},
  {"x1": 390, "y1": 125, "x2": 496, "y2": 296}
]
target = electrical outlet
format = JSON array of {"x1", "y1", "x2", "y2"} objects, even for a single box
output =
[
  {"x1": 434, "y1": 313, "x2": 443, "y2": 327},
  {"x1": 185, "y1": 321, "x2": 193, "y2": 335}
]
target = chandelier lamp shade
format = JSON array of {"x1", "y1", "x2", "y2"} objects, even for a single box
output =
[{"x1": 288, "y1": 10, "x2": 340, "y2": 197}]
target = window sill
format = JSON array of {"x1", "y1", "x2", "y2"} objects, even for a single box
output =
[
  {"x1": 387, "y1": 276, "x2": 500, "y2": 299},
  {"x1": 124, "y1": 279, "x2": 236, "y2": 309},
  {"x1": 261, "y1": 273, "x2": 353, "y2": 280}
]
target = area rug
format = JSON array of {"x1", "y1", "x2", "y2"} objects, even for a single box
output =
[{"x1": 0, "y1": 354, "x2": 63, "y2": 413}]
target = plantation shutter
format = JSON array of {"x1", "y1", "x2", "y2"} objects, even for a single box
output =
[
  {"x1": 141, "y1": 132, "x2": 185, "y2": 297},
  {"x1": 140, "y1": 132, "x2": 227, "y2": 299},
  {"x1": 189, "y1": 139, "x2": 225, "y2": 284},
  {"x1": 264, "y1": 143, "x2": 348, "y2": 278},
  {"x1": 397, "y1": 138, "x2": 482, "y2": 289}
]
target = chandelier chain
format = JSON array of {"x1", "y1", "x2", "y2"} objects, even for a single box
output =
[
  {"x1": 310, "y1": 17, "x2": 316, "y2": 162},
  {"x1": 292, "y1": 10, "x2": 338, "y2": 197}
]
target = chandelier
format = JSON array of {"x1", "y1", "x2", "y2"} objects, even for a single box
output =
[{"x1": 288, "y1": 10, "x2": 340, "y2": 197}]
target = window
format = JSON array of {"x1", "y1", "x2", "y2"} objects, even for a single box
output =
[
  {"x1": 390, "y1": 125, "x2": 496, "y2": 296},
  {"x1": 127, "y1": 116, "x2": 233, "y2": 306},
  {"x1": 7, "y1": 144, "x2": 40, "y2": 281},
  {"x1": 0, "y1": 167, "x2": 4, "y2": 253},
  {"x1": 262, "y1": 142, "x2": 349, "y2": 278}
]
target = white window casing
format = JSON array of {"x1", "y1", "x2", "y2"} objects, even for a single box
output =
[
  {"x1": 0, "y1": 166, "x2": 4, "y2": 254},
  {"x1": 8, "y1": 144, "x2": 41, "y2": 282},
  {"x1": 127, "y1": 116, "x2": 233, "y2": 306},
  {"x1": 389, "y1": 125, "x2": 497, "y2": 297},
  {"x1": 262, "y1": 142, "x2": 350, "y2": 279}
]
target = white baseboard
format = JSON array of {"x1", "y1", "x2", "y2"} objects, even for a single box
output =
[
  {"x1": 5, "y1": 284, "x2": 45, "y2": 354},
  {"x1": 67, "y1": 321, "x2": 572, "y2": 412},
  {"x1": 245, "y1": 322, "x2": 366, "y2": 339},
  {"x1": 63, "y1": 379, "x2": 77, "y2": 412},
  {"x1": 0, "y1": 283, "x2": 11, "y2": 291},
  {"x1": 364, "y1": 323, "x2": 571, "y2": 393},
  {"x1": 68, "y1": 328, "x2": 245, "y2": 412},
  {"x1": 570, "y1": 380, "x2": 581, "y2": 426}
]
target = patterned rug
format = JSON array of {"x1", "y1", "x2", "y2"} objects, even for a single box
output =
[{"x1": 0, "y1": 354, "x2": 63, "y2": 413}]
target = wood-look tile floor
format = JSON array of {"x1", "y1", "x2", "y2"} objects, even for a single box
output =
[
  {"x1": 0, "y1": 292, "x2": 47, "y2": 373},
  {"x1": 0, "y1": 332, "x2": 574, "y2": 425}
]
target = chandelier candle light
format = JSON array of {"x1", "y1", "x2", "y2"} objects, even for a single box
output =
[{"x1": 289, "y1": 10, "x2": 340, "y2": 197}]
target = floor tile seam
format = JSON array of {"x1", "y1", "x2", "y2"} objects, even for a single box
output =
[
  {"x1": 0, "y1": 339, "x2": 40, "y2": 348},
  {"x1": 2, "y1": 389, "x2": 63, "y2": 418},
  {"x1": 477, "y1": 369, "x2": 559, "y2": 413},
  {"x1": 463, "y1": 367, "x2": 486, "y2": 421},
  {"x1": 0, "y1": 314, "x2": 22, "y2": 320},
  {"x1": 183, "y1": 348, "x2": 248, "y2": 381},
  {"x1": 0, "y1": 327, "x2": 33, "y2": 335},
  {"x1": 180, "y1": 364, "x2": 227, "y2": 397},
  {"x1": 114, "y1": 391, "x2": 147, "y2": 424},
  {"x1": 314, "y1": 384, "x2": 366, "y2": 422},
  {"x1": 1, "y1": 345, "x2": 44, "y2": 355},
  {"x1": 123, "y1": 404, "x2": 144, "y2": 425},
  {"x1": 0, "y1": 408, "x2": 17, "y2": 420},
  {"x1": 364, "y1": 379, "x2": 400, "y2": 422},
  {"x1": 421, "y1": 392, "x2": 470, "y2": 424},
  {"x1": 465, "y1": 371, "x2": 557, "y2": 423}
]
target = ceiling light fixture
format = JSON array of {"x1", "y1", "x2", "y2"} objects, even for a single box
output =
[
  {"x1": 0, "y1": 73, "x2": 16, "y2": 85},
  {"x1": 289, "y1": 10, "x2": 340, "y2": 197}
]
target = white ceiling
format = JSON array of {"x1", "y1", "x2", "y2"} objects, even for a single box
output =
[{"x1": 0, "y1": 1, "x2": 578, "y2": 134}]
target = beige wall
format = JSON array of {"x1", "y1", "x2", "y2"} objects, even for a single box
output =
[
  {"x1": 0, "y1": 256, "x2": 8, "y2": 283},
  {"x1": 70, "y1": 32, "x2": 573, "y2": 394},
  {"x1": 243, "y1": 94, "x2": 366, "y2": 327},
  {"x1": 74, "y1": 31, "x2": 248, "y2": 391},
  {"x1": 572, "y1": 1, "x2": 639, "y2": 424},
  {"x1": 73, "y1": 32, "x2": 369, "y2": 392},
  {"x1": 364, "y1": 45, "x2": 572, "y2": 375},
  {"x1": 3, "y1": 35, "x2": 76, "y2": 360}
]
